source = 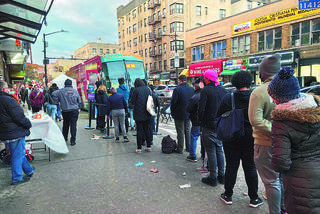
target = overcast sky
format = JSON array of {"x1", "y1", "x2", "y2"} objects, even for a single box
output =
[{"x1": 29, "y1": 0, "x2": 131, "y2": 65}]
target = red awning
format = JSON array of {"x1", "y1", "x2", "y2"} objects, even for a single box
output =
[{"x1": 189, "y1": 59, "x2": 226, "y2": 77}]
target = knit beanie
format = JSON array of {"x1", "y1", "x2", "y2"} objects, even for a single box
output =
[
  {"x1": 65, "y1": 79, "x2": 72, "y2": 86},
  {"x1": 259, "y1": 54, "x2": 281, "y2": 81},
  {"x1": 267, "y1": 66, "x2": 300, "y2": 104}
]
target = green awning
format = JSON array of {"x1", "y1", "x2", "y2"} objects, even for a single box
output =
[{"x1": 220, "y1": 69, "x2": 240, "y2": 76}]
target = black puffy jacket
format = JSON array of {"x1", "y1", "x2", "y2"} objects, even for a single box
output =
[{"x1": 0, "y1": 91, "x2": 31, "y2": 140}]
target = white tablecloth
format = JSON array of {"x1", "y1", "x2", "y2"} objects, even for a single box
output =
[{"x1": 26, "y1": 115, "x2": 69, "y2": 154}]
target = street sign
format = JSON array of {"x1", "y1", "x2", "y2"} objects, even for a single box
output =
[
  {"x1": 174, "y1": 53, "x2": 179, "y2": 68},
  {"x1": 299, "y1": 0, "x2": 320, "y2": 10}
]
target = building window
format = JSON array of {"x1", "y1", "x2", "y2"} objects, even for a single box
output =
[
  {"x1": 176, "y1": 22, "x2": 183, "y2": 32},
  {"x1": 106, "y1": 49, "x2": 110, "y2": 54},
  {"x1": 129, "y1": 40, "x2": 131, "y2": 47},
  {"x1": 170, "y1": 22, "x2": 175, "y2": 33},
  {"x1": 144, "y1": 18, "x2": 147, "y2": 27},
  {"x1": 232, "y1": 34, "x2": 250, "y2": 56},
  {"x1": 133, "y1": 9, "x2": 136, "y2": 18},
  {"x1": 154, "y1": 62, "x2": 157, "y2": 70},
  {"x1": 196, "y1": 6, "x2": 201, "y2": 16},
  {"x1": 164, "y1": 60, "x2": 167, "y2": 71},
  {"x1": 247, "y1": 0, "x2": 252, "y2": 9},
  {"x1": 150, "y1": 63, "x2": 152, "y2": 70},
  {"x1": 113, "y1": 49, "x2": 116, "y2": 54},
  {"x1": 163, "y1": 43, "x2": 167, "y2": 53},
  {"x1": 163, "y1": 25, "x2": 166, "y2": 34},
  {"x1": 149, "y1": 47, "x2": 152, "y2": 55},
  {"x1": 158, "y1": 28, "x2": 162, "y2": 37},
  {"x1": 100, "y1": 48, "x2": 103, "y2": 55},
  {"x1": 134, "y1": 38, "x2": 137, "y2": 46},
  {"x1": 133, "y1": 24, "x2": 137, "y2": 33},
  {"x1": 145, "y1": 48, "x2": 148, "y2": 57},
  {"x1": 205, "y1": 7, "x2": 208, "y2": 15},
  {"x1": 163, "y1": 8, "x2": 166, "y2": 17},
  {"x1": 145, "y1": 63, "x2": 148, "y2": 70},
  {"x1": 170, "y1": 3, "x2": 183, "y2": 14},
  {"x1": 129, "y1": 26, "x2": 131, "y2": 34},
  {"x1": 170, "y1": 59, "x2": 175, "y2": 68},
  {"x1": 196, "y1": 23, "x2": 201, "y2": 27},
  {"x1": 145, "y1": 33, "x2": 148, "y2": 42},
  {"x1": 192, "y1": 45, "x2": 204, "y2": 61},
  {"x1": 219, "y1": 9, "x2": 226, "y2": 19},
  {"x1": 123, "y1": 42, "x2": 125, "y2": 50},
  {"x1": 92, "y1": 48, "x2": 96, "y2": 54},
  {"x1": 258, "y1": 27, "x2": 282, "y2": 52},
  {"x1": 291, "y1": 19, "x2": 319, "y2": 46},
  {"x1": 171, "y1": 22, "x2": 183, "y2": 33},
  {"x1": 170, "y1": 40, "x2": 184, "y2": 51},
  {"x1": 118, "y1": 32, "x2": 121, "y2": 39},
  {"x1": 144, "y1": 3, "x2": 147, "y2": 11},
  {"x1": 211, "y1": 40, "x2": 226, "y2": 59},
  {"x1": 159, "y1": 44, "x2": 162, "y2": 54},
  {"x1": 159, "y1": 61, "x2": 162, "y2": 70},
  {"x1": 122, "y1": 30, "x2": 125, "y2": 38}
]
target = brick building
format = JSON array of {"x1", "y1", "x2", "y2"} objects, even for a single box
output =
[
  {"x1": 117, "y1": 0, "x2": 231, "y2": 85},
  {"x1": 185, "y1": 0, "x2": 320, "y2": 85}
]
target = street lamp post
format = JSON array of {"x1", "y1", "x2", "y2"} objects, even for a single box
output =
[
  {"x1": 43, "y1": 29, "x2": 67, "y2": 87},
  {"x1": 161, "y1": 32, "x2": 179, "y2": 84}
]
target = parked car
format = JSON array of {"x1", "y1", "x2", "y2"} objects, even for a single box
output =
[
  {"x1": 301, "y1": 84, "x2": 320, "y2": 95},
  {"x1": 155, "y1": 84, "x2": 177, "y2": 97}
]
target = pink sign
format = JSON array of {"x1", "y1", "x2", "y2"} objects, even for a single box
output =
[{"x1": 189, "y1": 60, "x2": 226, "y2": 77}]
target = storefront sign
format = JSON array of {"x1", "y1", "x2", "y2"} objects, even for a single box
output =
[
  {"x1": 248, "y1": 51, "x2": 296, "y2": 71},
  {"x1": 161, "y1": 72, "x2": 170, "y2": 80},
  {"x1": 299, "y1": 0, "x2": 320, "y2": 10},
  {"x1": 189, "y1": 60, "x2": 226, "y2": 77},
  {"x1": 232, "y1": 6, "x2": 320, "y2": 35},
  {"x1": 223, "y1": 59, "x2": 247, "y2": 71}
]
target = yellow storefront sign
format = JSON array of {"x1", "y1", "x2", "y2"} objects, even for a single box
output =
[{"x1": 233, "y1": 6, "x2": 320, "y2": 35}]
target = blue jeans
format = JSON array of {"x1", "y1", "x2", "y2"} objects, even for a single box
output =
[
  {"x1": 202, "y1": 127, "x2": 225, "y2": 180},
  {"x1": 56, "y1": 104, "x2": 61, "y2": 118},
  {"x1": 254, "y1": 144, "x2": 285, "y2": 214},
  {"x1": 5, "y1": 137, "x2": 33, "y2": 183},
  {"x1": 189, "y1": 126, "x2": 201, "y2": 158},
  {"x1": 47, "y1": 104, "x2": 57, "y2": 121}
]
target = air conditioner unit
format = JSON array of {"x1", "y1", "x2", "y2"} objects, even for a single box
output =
[
  {"x1": 295, "y1": 39, "x2": 301, "y2": 46},
  {"x1": 162, "y1": 14, "x2": 166, "y2": 18}
]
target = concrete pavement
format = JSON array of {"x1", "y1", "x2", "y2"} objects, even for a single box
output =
[{"x1": 0, "y1": 111, "x2": 269, "y2": 214}]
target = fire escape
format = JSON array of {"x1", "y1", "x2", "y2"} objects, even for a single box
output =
[{"x1": 148, "y1": 0, "x2": 162, "y2": 74}]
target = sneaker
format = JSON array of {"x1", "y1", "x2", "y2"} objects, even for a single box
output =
[
  {"x1": 124, "y1": 136, "x2": 130, "y2": 142},
  {"x1": 220, "y1": 193, "x2": 232, "y2": 205},
  {"x1": 218, "y1": 175, "x2": 225, "y2": 184},
  {"x1": 196, "y1": 166, "x2": 209, "y2": 173},
  {"x1": 201, "y1": 176, "x2": 217, "y2": 187},
  {"x1": 115, "y1": 137, "x2": 120, "y2": 143},
  {"x1": 135, "y1": 149, "x2": 141, "y2": 154},
  {"x1": 186, "y1": 156, "x2": 197, "y2": 162},
  {"x1": 145, "y1": 147, "x2": 151, "y2": 152},
  {"x1": 249, "y1": 197, "x2": 263, "y2": 208},
  {"x1": 70, "y1": 142, "x2": 76, "y2": 146},
  {"x1": 11, "y1": 176, "x2": 30, "y2": 185}
]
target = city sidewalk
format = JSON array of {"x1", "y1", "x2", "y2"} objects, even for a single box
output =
[{"x1": 0, "y1": 111, "x2": 268, "y2": 213}]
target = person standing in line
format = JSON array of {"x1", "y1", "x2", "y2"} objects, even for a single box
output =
[
  {"x1": 186, "y1": 78, "x2": 202, "y2": 162},
  {"x1": 130, "y1": 78, "x2": 152, "y2": 153},
  {"x1": 94, "y1": 81, "x2": 103, "y2": 131},
  {"x1": 128, "y1": 87, "x2": 135, "y2": 131},
  {"x1": 19, "y1": 85, "x2": 28, "y2": 106},
  {"x1": 96, "y1": 85, "x2": 109, "y2": 133},
  {"x1": 52, "y1": 79, "x2": 81, "y2": 146},
  {"x1": 45, "y1": 83, "x2": 59, "y2": 121},
  {"x1": 149, "y1": 85, "x2": 160, "y2": 133},
  {"x1": 217, "y1": 71, "x2": 263, "y2": 207},
  {"x1": 268, "y1": 66, "x2": 320, "y2": 214},
  {"x1": 170, "y1": 75, "x2": 194, "y2": 153},
  {"x1": 117, "y1": 77, "x2": 130, "y2": 133},
  {"x1": 248, "y1": 54, "x2": 286, "y2": 214},
  {"x1": 26, "y1": 85, "x2": 33, "y2": 110},
  {"x1": 0, "y1": 80, "x2": 34, "y2": 185},
  {"x1": 107, "y1": 87, "x2": 129, "y2": 142},
  {"x1": 29, "y1": 85, "x2": 44, "y2": 113},
  {"x1": 198, "y1": 69, "x2": 226, "y2": 186}
]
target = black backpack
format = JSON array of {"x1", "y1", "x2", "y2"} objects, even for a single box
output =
[{"x1": 161, "y1": 135, "x2": 177, "y2": 154}]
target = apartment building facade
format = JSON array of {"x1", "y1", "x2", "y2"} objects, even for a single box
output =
[
  {"x1": 185, "y1": 0, "x2": 320, "y2": 85},
  {"x1": 74, "y1": 38, "x2": 120, "y2": 60},
  {"x1": 117, "y1": 0, "x2": 231, "y2": 85}
]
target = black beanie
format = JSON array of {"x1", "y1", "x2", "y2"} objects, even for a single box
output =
[{"x1": 65, "y1": 79, "x2": 72, "y2": 86}]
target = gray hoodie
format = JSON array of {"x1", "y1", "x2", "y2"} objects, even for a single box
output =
[{"x1": 52, "y1": 86, "x2": 81, "y2": 112}]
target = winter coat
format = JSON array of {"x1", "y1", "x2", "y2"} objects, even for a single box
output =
[
  {"x1": 52, "y1": 86, "x2": 81, "y2": 112},
  {"x1": 271, "y1": 94, "x2": 320, "y2": 214},
  {"x1": 130, "y1": 85, "x2": 151, "y2": 122},
  {"x1": 152, "y1": 91, "x2": 160, "y2": 113},
  {"x1": 96, "y1": 90, "x2": 108, "y2": 116},
  {"x1": 0, "y1": 92, "x2": 31, "y2": 140},
  {"x1": 29, "y1": 90, "x2": 44, "y2": 108},
  {"x1": 107, "y1": 93, "x2": 128, "y2": 115},
  {"x1": 248, "y1": 78, "x2": 276, "y2": 146},
  {"x1": 171, "y1": 82, "x2": 194, "y2": 120},
  {"x1": 187, "y1": 88, "x2": 202, "y2": 126},
  {"x1": 216, "y1": 90, "x2": 253, "y2": 143},
  {"x1": 117, "y1": 84, "x2": 130, "y2": 105},
  {"x1": 198, "y1": 82, "x2": 227, "y2": 129}
]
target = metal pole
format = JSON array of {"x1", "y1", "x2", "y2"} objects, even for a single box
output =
[
  {"x1": 103, "y1": 117, "x2": 114, "y2": 139},
  {"x1": 175, "y1": 31, "x2": 178, "y2": 84},
  {"x1": 85, "y1": 100, "x2": 95, "y2": 130},
  {"x1": 153, "y1": 105, "x2": 161, "y2": 135},
  {"x1": 43, "y1": 33, "x2": 48, "y2": 87}
]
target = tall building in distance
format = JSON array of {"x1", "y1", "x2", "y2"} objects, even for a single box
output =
[
  {"x1": 117, "y1": 0, "x2": 231, "y2": 84},
  {"x1": 231, "y1": 0, "x2": 278, "y2": 16},
  {"x1": 74, "y1": 38, "x2": 120, "y2": 59}
]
